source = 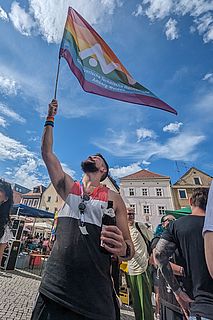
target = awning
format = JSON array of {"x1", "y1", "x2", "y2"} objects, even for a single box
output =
[
  {"x1": 11, "y1": 204, "x2": 54, "y2": 219},
  {"x1": 25, "y1": 222, "x2": 52, "y2": 230},
  {"x1": 165, "y1": 206, "x2": 192, "y2": 219}
]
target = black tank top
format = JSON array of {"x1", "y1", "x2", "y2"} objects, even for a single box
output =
[{"x1": 40, "y1": 182, "x2": 116, "y2": 320}]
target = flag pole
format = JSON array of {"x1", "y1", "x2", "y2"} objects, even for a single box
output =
[{"x1": 54, "y1": 57, "x2": 61, "y2": 99}]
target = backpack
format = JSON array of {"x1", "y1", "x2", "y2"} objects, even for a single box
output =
[{"x1": 135, "y1": 222, "x2": 152, "y2": 256}]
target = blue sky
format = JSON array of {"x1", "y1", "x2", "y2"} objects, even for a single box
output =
[{"x1": 0, "y1": 0, "x2": 212, "y2": 189}]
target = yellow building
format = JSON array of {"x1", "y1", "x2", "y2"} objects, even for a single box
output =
[
  {"x1": 102, "y1": 176, "x2": 119, "y2": 193},
  {"x1": 39, "y1": 183, "x2": 64, "y2": 213},
  {"x1": 172, "y1": 167, "x2": 212, "y2": 209}
]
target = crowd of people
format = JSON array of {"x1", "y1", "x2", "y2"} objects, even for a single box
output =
[
  {"x1": 0, "y1": 99, "x2": 213, "y2": 320},
  {"x1": 22, "y1": 234, "x2": 51, "y2": 254}
]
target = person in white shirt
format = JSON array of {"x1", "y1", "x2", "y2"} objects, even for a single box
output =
[{"x1": 127, "y1": 207, "x2": 154, "y2": 320}]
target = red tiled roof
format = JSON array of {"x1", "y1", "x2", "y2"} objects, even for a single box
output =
[{"x1": 120, "y1": 169, "x2": 170, "y2": 180}]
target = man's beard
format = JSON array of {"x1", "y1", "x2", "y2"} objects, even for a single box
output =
[{"x1": 81, "y1": 160, "x2": 99, "y2": 174}]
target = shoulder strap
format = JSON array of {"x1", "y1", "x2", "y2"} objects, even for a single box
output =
[{"x1": 135, "y1": 222, "x2": 151, "y2": 254}]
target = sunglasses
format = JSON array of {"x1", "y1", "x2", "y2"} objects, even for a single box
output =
[{"x1": 163, "y1": 218, "x2": 175, "y2": 223}]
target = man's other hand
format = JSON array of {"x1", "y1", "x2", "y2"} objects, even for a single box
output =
[{"x1": 100, "y1": 225, "x2": 126, "y2": 256}]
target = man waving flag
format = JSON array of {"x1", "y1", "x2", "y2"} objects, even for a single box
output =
[{"x1": 59, "y1": 7, "x2": 177, "y2": 114}]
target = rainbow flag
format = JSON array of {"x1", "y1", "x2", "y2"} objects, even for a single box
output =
[{"x1": 59, "y1": 7, "x2": 177, "y2": 114}]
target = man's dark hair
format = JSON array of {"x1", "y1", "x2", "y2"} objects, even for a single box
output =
[
  {"x1": 0, "y1": 179, "x2": 13, "y2": 199},
  {"x1": 191, "y1": 187, "x2": 209, "y2": 211},
  {"x1": 94, "y1": 153, "x2": 109, "y2": 182}
]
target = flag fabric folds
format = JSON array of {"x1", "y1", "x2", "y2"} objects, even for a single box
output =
[{"x1": 59, "y1": 7, "x2": 177, "y2": 114}]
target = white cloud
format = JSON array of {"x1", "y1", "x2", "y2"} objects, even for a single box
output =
[
  {"x1": 0, "y1": 103, "x2": 26, "y2": 123},
  {"x1": 194, "y1": 90, "x2": 213, "y2": 115},
  {"x1": 165, "y1": 18, "x2": 179, "y2": 40},
  {"x1": 110, "y1": 162, "x2": 142, "y2": 179},
  {"x1": 202, "y1": 73, "x2": 213, "y2": 83},
  {"x1": 142, "y1": 160, "x2": 151, "y2": 165},
  {"x1": 0, "y1": 74, "x2": 19, "y2": 95},
  {"x1": 136, "y1": 128, "x2": 156, "y2": 142},
  {"x1": 142, "y1": 0, "x2": 173, "y2": 20},
  {"x1": 157, "y1": 132, "x2": 205, "y2": 160},
  {"x1": 134, "y1": 0, "x2": 213, "y2": 43},
  {"x1": 132, "y1": 4, "x2": 143, "y2": 17},
  {"x1": 194, "y1": 13, "x2": 213, "y2": 43},
  {"x1": 28, "y1": 136, "x2": 40, "y2": 142},
  {"x1": 9, "y1": 1, "x2": 36, "y2": 36},
  {"x1": 0, "y1": 116, "x2": 7, "y2": 127},
  {"x1": 0, "y1": 131, "x2": 76, "y2": 188},
  {"x1": 8, "y1": 158, "x2": 47, "y2": 189},
  {"x1": 0, "y1": 132, "x2": 33, "y2": 160},
  {"x1": 0, "y1": 132, "x2": 47, "y2": 188},
  {"x1": 163, "y1": 121, "x2": 183, "y2": 133},
  {"x1": 0, "y1": 6, "x2": 8, "y2": 21},
  {"x1": 8, "y1": 0, "x2": 123, "y2": 43},
  {"x1": 93, "y1": 130, "x2": 205, "y2": 162}
]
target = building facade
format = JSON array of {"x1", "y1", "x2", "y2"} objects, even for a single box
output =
[
  {"x1": 12, "y1": 183, "x2": 31, "y2": 204},
  {"x1": 39, "y1": 183, "x2": 64, "y2": 213},
  {"x1": 120, "y1": 169, "x2": 174, "y2": 229},
  {"x1": 172, "y1": 167, "x2": 212, "y2": 209},
  {"x1": 102, "y1": 176, "x2": 119, "y2": 193},
  {"x1": 20, "y1": 185, "x2": 46, "y2": 209}
]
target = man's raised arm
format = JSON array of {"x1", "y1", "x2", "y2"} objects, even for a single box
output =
[{"x1": 41, "y1": 99, "x2": 74, "y2": 200}]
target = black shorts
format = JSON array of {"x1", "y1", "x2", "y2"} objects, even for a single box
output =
[{"x1": 31, "y1": 293, "x2": 92, "y2": 320}]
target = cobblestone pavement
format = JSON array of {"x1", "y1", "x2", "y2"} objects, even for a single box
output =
[{"x1": 0, "y1": 269, "x2": 135, "y2": 320}]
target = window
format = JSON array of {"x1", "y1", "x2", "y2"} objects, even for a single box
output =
[
  {"x1": 178, "y1": 189, "x2": 187, "y2": 199},
  {"x1": 129, "y1": 188, "x2": 135, "y2": 196},
  {"x1": 143, "y1": 205, "x2": 150, "y2": 214},
  {"x1": 156, "y1": 188, "x2": 163, "y2": 197},
  {"x1": 130, "y1": 204, "x2": 136, "y2": 213},
  {"x1": 47, "y1": 196, "x2": 51, "y2": 202},
  {"x1": 56, "y1": 196, "x2": 58, "y2": 202},
  {"x1": 28, "y1": 199, "x2": 33, "y2": 207},
  {"x1": 33, "y1": 187, "x2": 39, "y2": 193},
  {"x1": 142, "y1": 188, "x2": 148, "y2": 196},
  {"x1": 23, "y1": 199, "x2": 28, "y2": 205},
  {"x1": 46, "y1": 207, "x2": 49, "y2": 211},
  {"x1": 33, "y1": 199, "x2": 39, "y2": 207},
  {"x1": 158, "y1": 206, "x2": 166, "y2": 215},
  {"x1": 194, "y1": 177, "x2": 201, "y2": 185}
]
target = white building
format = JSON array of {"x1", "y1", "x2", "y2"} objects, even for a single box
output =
[{"x1": 120, "y1": 169, "x2": 174, "y2": 229}]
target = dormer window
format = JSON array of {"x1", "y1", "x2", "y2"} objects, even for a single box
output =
[
  {"x1": 178, "y1": 189, "x2": 187, "y2": 199},
  {"x1": 33, "y1": 187, "x2": 39, "y2": 193},
  {"x1": 194, "y1": 177, "x2": 201, "y2": 185}
]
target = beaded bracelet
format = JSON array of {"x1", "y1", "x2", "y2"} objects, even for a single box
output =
[{"x1": 44, "y1": 116, "x2": 54, "y2": 127}]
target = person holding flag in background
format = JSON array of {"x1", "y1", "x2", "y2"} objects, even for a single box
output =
[{"x1": 31, "y1": 4, "x2": 179, "y2": 318}]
